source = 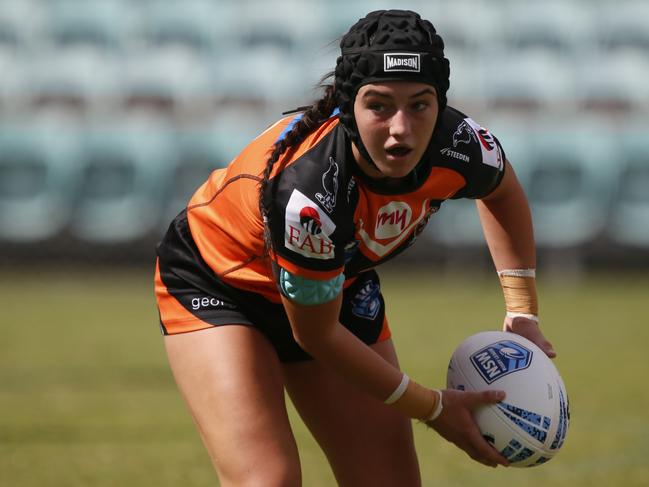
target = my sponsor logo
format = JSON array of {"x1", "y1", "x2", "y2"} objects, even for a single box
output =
[
  {"x1": 357, "y1": 199, "x2": 429, "y2": 258},
  {"x1": 470, "y1": 340, "x2": 533, "y2": 384},
  {"x1": 384, "y1": 52, "x2": 421, "y2": 73},
  {"x1": 375, "y1": 201, "x2": 412, "y2": 239},
  {"x1": 315, "y1": 157, "x2": 338, "y2": 213},
  {"x1": 285, "y1": 189, "x2": 336, "y2": 259},
  {"x1": 440, "y1": 147, "x2": 470, "y2": 163}
]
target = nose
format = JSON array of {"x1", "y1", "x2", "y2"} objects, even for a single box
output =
[{"x1": 389, "y1": 109, "x2": 411, "y2": 139}]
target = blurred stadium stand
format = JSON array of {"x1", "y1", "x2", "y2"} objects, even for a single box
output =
[{"x1": 1, "y1": 0, "x2": 648, "y2": 269}]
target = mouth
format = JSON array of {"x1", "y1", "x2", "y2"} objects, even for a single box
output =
[{"x1": 385, "y1": 145, "x2": 413, "y2": 159}]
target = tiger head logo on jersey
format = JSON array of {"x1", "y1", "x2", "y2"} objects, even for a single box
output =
[{"x1": 453, "y1": 120, "x2": 478, "y2": 147}]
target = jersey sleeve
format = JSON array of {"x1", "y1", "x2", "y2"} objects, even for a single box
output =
[
  {"x1": 265, "y1": 155, "x2": 347, "y2": 281},
  {"x1": 437, "y1": 115, "x2": 507, "y2": 200}
]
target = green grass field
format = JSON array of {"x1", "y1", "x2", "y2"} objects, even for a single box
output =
[{"x1": 1, "y1": 268, "x2": 648, "y2": 486}]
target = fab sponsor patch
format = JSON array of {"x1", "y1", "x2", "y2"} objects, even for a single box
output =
[{"x1": 285, "y1": 189, "x2": 336, "y2": 259}]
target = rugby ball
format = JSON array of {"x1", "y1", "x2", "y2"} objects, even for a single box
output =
[{"x1": 446, "y1": 331, "x2": 569, "y2": 467}]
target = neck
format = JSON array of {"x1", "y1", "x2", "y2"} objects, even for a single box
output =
[{"x1": 351, "y1": 143, "x2": 385, "y2": 179}]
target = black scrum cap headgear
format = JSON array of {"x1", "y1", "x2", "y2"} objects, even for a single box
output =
[{"x1": 334, "y1": 10, "x2": 450, "y2": 167}]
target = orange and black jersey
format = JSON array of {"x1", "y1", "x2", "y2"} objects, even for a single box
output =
[{"x1": 172, "y1": 106, "x2": 505, "y2": 303}]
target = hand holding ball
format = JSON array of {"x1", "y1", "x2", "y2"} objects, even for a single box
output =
[{"x1": 446, "y1": 331, "x2": 570, "y2": 467}]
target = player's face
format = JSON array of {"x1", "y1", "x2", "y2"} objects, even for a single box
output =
[{"x1": 353, "y1": 81, "x2": 438, "y2": 179}]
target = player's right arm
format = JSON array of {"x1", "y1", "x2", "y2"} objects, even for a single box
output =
[{"x1": 280, "y1": 288, "x2": 510, "y2": 468}]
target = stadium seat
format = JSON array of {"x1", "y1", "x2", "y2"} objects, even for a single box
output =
[
  {"x1": 515, "y1": 125, "x2": 618, "y2": 248},
  {"x1": 0, "y1": 121, "x2": 82, "y2": 242},
  {"x1": 595, "y1": 1, "x2": 649, "y2": 54},
  {"x1": 43, "y1": 0, "x2": 136, "y2": 53},
  {"x1": 445, "y1": 53, "x2": 487, "y2": 114},
  {"x1": 483, "y1": 52, "x2": 576, "y2": 115},
  {"x1": 25, "y1": 49, "x2": 122, "y2": 116},
  {"x1": 121, "y1": 49, "x2": 214, "y2": 117},
  {"x1": 426, "y1": 0, "x2": 498, "y2": 59},
  {"x1": 500, "y1": 0, "x2": 593, "y2": 58},
  {"x1": 608, "y1": 128, "x2": 649, "y2": 248},
  {"x1": 161, "y1": 131, "x2": 227, "y2": 226},
  {"x1": 140, "y1": 0, "x2": 237, "y2": 55},
  {"x1": 0, "y1": 0, "x2": 44, "y2": 51},
  {"x1": 70, "y1": 120, "x2": 176, "y2": 243},
  {"x1": 321, "y1": 0, "x2": 411, "y2": 41},
  {"x1": 214, "y1": 44, "x2": 306, "y2": 105},
  {"x1": 575, "y1": 52, "x2": 649, "y2": 115}
]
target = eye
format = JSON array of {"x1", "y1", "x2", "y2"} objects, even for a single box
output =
[
  {"x1": 412, "y1": 100, "x2": 429, "y2": 112},
  {"x1": 367, "y1": 102, "x2": 386, "y2": 113}
]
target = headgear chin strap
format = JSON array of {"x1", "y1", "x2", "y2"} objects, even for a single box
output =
[{"x1": 334, "y1": 10, "x2": 450, "y2": 170}]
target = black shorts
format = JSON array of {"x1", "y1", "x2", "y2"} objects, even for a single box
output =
[{"x1": 154, "y1": 212, "x2": 391, "y2": 362}]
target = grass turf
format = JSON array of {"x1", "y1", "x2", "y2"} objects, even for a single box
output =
[{"x1": 1, "y1": 269, "x2": 647, "y2": 486}]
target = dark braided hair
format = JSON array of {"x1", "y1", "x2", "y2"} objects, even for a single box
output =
[{"x1": 258, "y1": 78, "x2": 337, "y2": 256}]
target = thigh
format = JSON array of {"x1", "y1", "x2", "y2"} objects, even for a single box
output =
[
  {"x1": 282, "y1": 339, "x2": 421, "y2": 487},
  {"x1": 164, "y1": 325, "x2": 301, "y2": 487}
]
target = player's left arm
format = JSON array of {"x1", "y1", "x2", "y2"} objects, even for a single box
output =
[{"x1": 477, "y1": 158, "x2": 556, "y2": 358}]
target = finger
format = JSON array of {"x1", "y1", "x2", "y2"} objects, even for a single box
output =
[
  {"x1": 465, "y1": 436, "x2": 509, "y2": 468},
  {"x1": 472, "y1": 389, "x2": 506, "y2": 406},
  {"x1": 543, "y1": 340, "x2": 557, "y2": 358}
]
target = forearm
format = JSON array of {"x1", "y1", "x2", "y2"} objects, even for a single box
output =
[
  {"x1": 305, "y1": 321, "x2": 402, "y2": 398},
  {"x1": 282, "y1": 294, "x2": 438, "y2": 420},
  {"x1": 477, "y1": 161, "x2": 535, "y2": 270},
  {"x1": 283, "y1": 293, "x2": 400, "y2": 396},
  {"x1": 477, "y1": 161, "x2": 539, "y2": 318}
]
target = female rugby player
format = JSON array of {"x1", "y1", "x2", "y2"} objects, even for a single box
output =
[{"x1": 155, "y1": 9, "x2": 556, "y2": 486}]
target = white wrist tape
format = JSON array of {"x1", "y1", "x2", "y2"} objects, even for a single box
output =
[
  {"x1": 426, "y1": 389, "x2": 444, "y2": 422},
  {"x1": 497, "y1": 268, "x2": 536, "y2": 278},
  {"x1": 385, "y1": 374, "x2": 410, "y2": 405},
  {"x1": 506, "y1": 311, "x2": 539, "y2": 322}
]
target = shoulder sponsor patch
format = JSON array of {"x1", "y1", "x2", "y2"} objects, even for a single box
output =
[
  {"x1": 462, "y1": 118, "x2": 504, "y2": 170},
  {"x1": 285, "y1": 189, "x2": 336, "y2": 260}
]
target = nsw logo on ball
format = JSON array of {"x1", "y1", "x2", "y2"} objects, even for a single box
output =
[{"x1": 470, "y1": 340, "x2": 533, "y2": 384}]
